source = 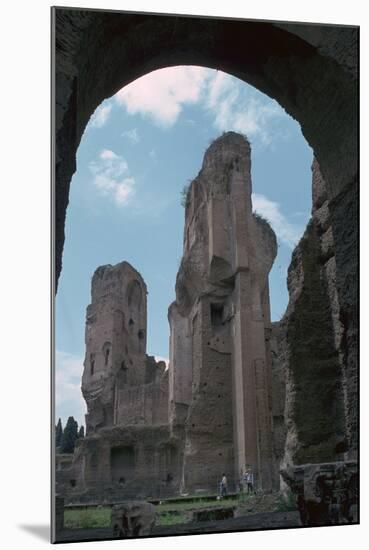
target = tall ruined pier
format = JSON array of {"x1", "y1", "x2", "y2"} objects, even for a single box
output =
[
  {"x1": 169, "y1": 132, "x2": 277, "y2": 492},
  {"x1": 82, "y1": 262, "x2": 168, "y2": 432},
  {"x1": 57, "y1": 133, "x2": 278, "y2": 500}
]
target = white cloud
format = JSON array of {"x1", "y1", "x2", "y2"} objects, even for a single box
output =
[
  {"x1": 115, "y1": 66, "x2": 209, "y2": 127},
  {"x1": 121, "y1": 128, "x2": 140, "y2": 144},
  {"x1": 55, "y1": 350, "x2": 86, "y2": 427},
  {"x1": 113, "y1": 67, "x2": 286, "y2": 145},
  {"x1": 206, "y1": 72, "x2": 284, "y2": 144},
  {"x1": 115, "y1": 177, "x2": 136, "y2": 205},
  {"x1": 89, "y1": 103, "x2": 113, "y2": 128},
  {"x1": 252, "y1": 193, "x2": 304, "y2": 249},
  {"x1": 99, "y1": 149, "x2": 119, "y2": 160},
  {"x1": 89, "y1": 149, "x2": 135, "y2": 206},
  {"x1": 207, "y1": 71, "x2": 234, "y2": 109}
]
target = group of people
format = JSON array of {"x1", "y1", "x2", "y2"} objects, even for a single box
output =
[{"x1": 219, "y1": 468, "x2": 255, "y2": 498}]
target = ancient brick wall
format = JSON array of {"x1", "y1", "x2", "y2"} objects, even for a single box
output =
[
  {"x1": 59, "y1": 426, "x2": 182, "y2": 503},
  {"x1": 170, "y1": 133, "x2": 278, "y2": 493},
  {"x1": 278, "y1": 161, "x2": 348, "y2": 470},
  {"x1": 54, "y1": 13, "x2": 358, "y2": 482},
  {"x1": 116, "y1": 375, "x2": 169, "y2": 426}
]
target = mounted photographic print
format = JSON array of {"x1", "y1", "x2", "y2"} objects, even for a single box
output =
[{"x1": 51, "y1": 6, "x2": 359, "y2": 543}]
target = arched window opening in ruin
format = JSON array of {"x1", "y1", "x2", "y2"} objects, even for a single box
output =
[
  {"x1": 111, "y1": 446, "x2": 135, "y2": 483},
  {"x1": 211, "y1": 303, "x2": 224, "y2": 327},
  {"x1": 90, "y1": 354, "x2": 95, "y2": 375},
  {"x1": 102, "y1": 342, "x2": 112, "y2": 367}
]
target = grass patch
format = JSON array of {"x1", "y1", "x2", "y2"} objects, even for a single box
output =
[
  {"x1": 157, "y1": 496, "x2": 240, "y2": 513},
  {"x1": 275, "y1": 491, "x2": 298, "y2": 512},
  {"x1": 64, "y1": 506, "x2": 111, "y2": 529},
  {"x1": 157, "y1": 511, "x2": 187, "y2": 526},
  {"x1": 63, "y1": 492, "x2": 288, "y2": 530}
]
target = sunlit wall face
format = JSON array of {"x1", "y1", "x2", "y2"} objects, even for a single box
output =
[{"x1": 55, "y1": 66, "x2": 312, "y2": 427}]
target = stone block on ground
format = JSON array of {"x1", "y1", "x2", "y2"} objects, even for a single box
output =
[{"x1": 111, "y1": 501, "x2": 156, "y2": 537}]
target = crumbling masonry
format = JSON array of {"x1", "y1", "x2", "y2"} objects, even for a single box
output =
[
  {"x1": 54, "y1": 12, "x2": 358, "y2": 530},
  {"x1": 169, "y1": 133, "x2": 277, "y2": 493},
  {"x1": 57, "y1": 133, "x2": 280, "y2": 500},
  {"x1": 56, "y1": 133, "x2": 357, "y2": 524}
]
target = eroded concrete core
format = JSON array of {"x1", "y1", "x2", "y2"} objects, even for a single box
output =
[
  {"x1": 169, "y1": 132, "x2": 277, "y2": 492},
  {"x1": 273, "y1": 159, "x2": 357, "y2": 523}
]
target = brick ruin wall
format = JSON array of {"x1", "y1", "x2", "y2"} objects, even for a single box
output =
[{"x1": 56, "y1": 137, "x2": 357, "y2": 514}]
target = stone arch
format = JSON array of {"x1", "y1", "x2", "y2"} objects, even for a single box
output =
[
  {"x1": 55, "y1": 11, "x2": 357, "y2": 291},
  {"x1": 110, "y1": 445, "x2": 135, "y2": 483},
  {"x1": 54, "y1": 9, "x2": 358, "y2": 459},
  {"x1": 158, "y1": 443, "x2": 179, "y2": 482},
  {"x1": 102, "y1": 341, "x2": 112, "y2": 366}
]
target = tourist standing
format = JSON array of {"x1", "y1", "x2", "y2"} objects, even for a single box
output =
[
  {"x1": 220, "y1": 473, "x2": 228, "y2": 498},
  {"x1": 245, "y1": 469, "x2": 254, "y2": 494}
]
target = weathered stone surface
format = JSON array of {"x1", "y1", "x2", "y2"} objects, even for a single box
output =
[
  {"x1": 281, "y1": 461, "x2": 358, "y2": 526},
  {"x1": 54, "y1": 13, "x2": 358, "y2": 522},
  {"x1": 276, "y1": 162, "x2": 349, "y2": 469},
  {"x1": 265, "y1": 159, "x2": 359, "y2": 529},
  {"x1": 329, "y1": 181, "x2": 358, "y2": 458},
  {"x1": 81, "y1": 261, "x2": 168, "y2": 433},
  {"x1": 53, "y1": 10, "x2": 358, "y2": 298},
  {"x1": 55, "y1": 143, "x2": 358, "y2": 529},
  {"x1": 57, "y1": 133, "x2": 280, "y2": 504},
  {"x1": 54, "y1": 14, "x2": 359, "y2": 517},
  {"x1": 55, "y1": 496, "x2": 64, "y2": 533},
  {"x1": 268, "y1": 322, "x2": 287, "y2": 488},
  {"x1": 56, "y1": 262, "x2": 177, "y2": 502},
  {"x1": 67, "y1": 425, "x2": 181, "y2": 502},
  {"x1": 170, "y1": 132, "x2": 278, "y2": 493},
  {"x1": 111, "y1": 501, "x2": 156, "y2": 537}
]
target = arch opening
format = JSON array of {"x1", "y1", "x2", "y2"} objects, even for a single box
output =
[{"x1": 54, "y1": 10, "x2": 358, "y2": 518}]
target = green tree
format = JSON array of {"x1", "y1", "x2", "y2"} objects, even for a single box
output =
[
  {"x1": 55, "y1": 418, "x2": 63, "y2": 449},
  {"x1": 78, "y1": 425, "x2": 85, "y2": 439},
  {"x1": 61, "y1": 416, "x2": 78, "y2": 454},
  {"x1": 180, "y1": 184, "x2": 190, "y2": 208}
]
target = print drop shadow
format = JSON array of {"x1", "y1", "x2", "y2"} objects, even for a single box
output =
[{"x1": 18, "y1": 524, "x2": 50, "y2": 542}]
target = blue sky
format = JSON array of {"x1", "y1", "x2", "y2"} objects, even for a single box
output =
[{"x1": 55, "y1": 66, "x2": 313, "y2": 427}]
